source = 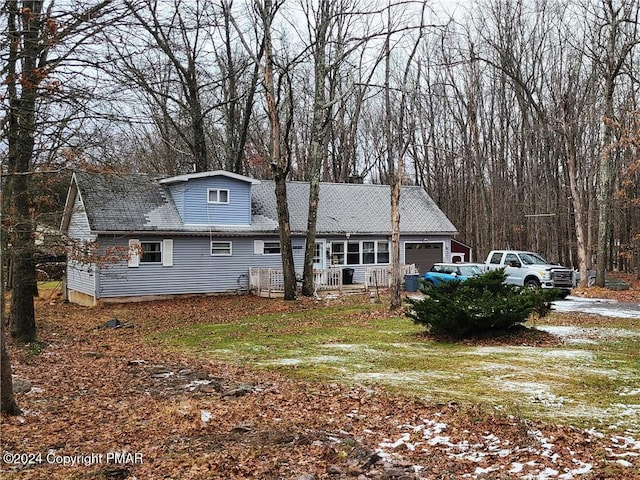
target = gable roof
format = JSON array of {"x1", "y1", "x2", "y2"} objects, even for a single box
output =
[
  {"x1": 63, "y1": 171, "x2": 457, "y2": 236},
  {"x1": 253, "y1": 181, "x2": 457, "y2": 235}
]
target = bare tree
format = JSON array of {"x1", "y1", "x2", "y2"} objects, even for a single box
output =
[
  {"x1": 383, "y1": 4, "x2": 425, "y2": 310},
  {"x1": 110, "y1": 0, "x2": 218, "y2": 173},
  {"x1": 2, "y1": 0, "x2": 118, "y2": 342},
  {"x1": 1, "y1": 238, "x2": 20, "y2": 415},
  {"x1": 300, "y1": 0, "x2": 332, "y2": 296},
  {"x1": 589, "y1": 0, "x2": 639, "y2": 286},
  {"x1": 256, "y1": 0, "x2": 297, "y2": 299}
]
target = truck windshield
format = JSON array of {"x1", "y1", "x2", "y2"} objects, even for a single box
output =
[
  {"x1": 459, "y1": 265, "x2": 483, "y2": 276},
  {"x1": 519, "y1": 253, "x2": 549, "y2": 265}
]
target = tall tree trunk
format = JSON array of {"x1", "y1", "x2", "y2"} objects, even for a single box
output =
[
  {"x1": 561, "y1": 111, "x2": 589, "y2": 287},
  {"x1": 6, "y1": 0, "x2": 42, "y2": 343},
  {"x1": 302, "y1": 0, "x2": 330, "y2": 297},
  {"x1": 595, "y1": 79, "x2": 616, "y2": 287},
  {"x1": 1, "y1": 189, "x2": 21, "y2": 415},
  {"x1": 259, "y1": 0, "x2": 296, "y2": 300},
  {"x1": 1, "y1": 317, "x2": 21, "y2": 415},
  {"x1": 594, "y1": 0, "x2": 638, "y2": 286},
  {"x1": 384, "y1": 30, "x2": 402, "y2": 310}
]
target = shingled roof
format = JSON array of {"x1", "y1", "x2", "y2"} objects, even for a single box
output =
[
  {"x1": 64, "y1": 172, "x2": 457, "y2": 236},
  {"x1": 253, "y1": 181, "x2": 457, "y2": 235}
]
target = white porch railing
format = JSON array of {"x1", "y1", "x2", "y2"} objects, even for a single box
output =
[
  {"x1": 249, "y1": 267, "x2": 286, "y2": 297},
  {"x1": 250, "y1": 264, "x2": 418, "y2": 297},
  {"x1": 365, "y1": 264, "x2": 419, "y2": 289}
]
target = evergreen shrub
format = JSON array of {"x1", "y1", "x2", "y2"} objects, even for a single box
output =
[{"x1": 405, "y1": 269, "x2": 557, "y2": 337}]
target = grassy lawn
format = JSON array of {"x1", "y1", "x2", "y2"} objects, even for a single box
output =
[{"x1": 157, "y1": 301, "x2": 640, "y2": 434}]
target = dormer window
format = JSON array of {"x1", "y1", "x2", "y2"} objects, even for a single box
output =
[{"x1": 207, "y1": 188, "x2": 229, "y2": 204}]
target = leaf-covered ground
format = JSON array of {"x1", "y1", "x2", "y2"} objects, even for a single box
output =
[{"x1": 2, "y1": 280, "x2": 640, "y2": 480}]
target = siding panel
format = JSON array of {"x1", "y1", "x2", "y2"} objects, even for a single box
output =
[
  {"x1": 68, "y1": 195, "x2": 95, "y2": 241},
  {"x1": 97, "y1": 235, "x2": 288, "y2": 297},
  {"x1": 94, "y1": 234, "x2": 450, "y2": 299},
  {"x1": 168, "y1": 177, "x2": 252, "y2": 225},
  {"x1": 66, "y1": 261, "x2": 96, "y2": 296}
]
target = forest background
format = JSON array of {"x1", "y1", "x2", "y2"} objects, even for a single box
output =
[
  {"x1": 1, "y1": 0, "x2": 640, "y2": 327},
  {"x1": 4, "y1": 0, "x2": 640, "y2": 279}
]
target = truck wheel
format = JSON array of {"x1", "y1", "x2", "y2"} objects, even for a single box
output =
[
  {"x1": 524, "y1": 278, "x2": 541, "y2": 288},
  {"x1": 423, "y1": 279, "x2": 434, "y2": 288}
]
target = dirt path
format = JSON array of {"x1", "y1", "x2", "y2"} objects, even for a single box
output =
[{"x1": 2, "y1": 293, "x2": 639, "y2": 479}]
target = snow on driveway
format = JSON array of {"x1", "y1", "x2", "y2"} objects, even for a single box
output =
[{"x1": 553, "y1": 296, "x2": 640, "y2": 319}]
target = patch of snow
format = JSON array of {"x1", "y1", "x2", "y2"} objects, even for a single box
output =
[
  {"x1": 375, "y1": 418, "x2": 639, "y2": 479},
  {"x1": 567, "y1": 460, "x2": 593, "y2": 475},
  {"x1": 498, "y1": 381, "x2": 567, "y2": 408},
  {"x1": 323, "y1": 343, "x2": 360, "y2": 350},
  {"x1": 184, "y1": 380, "x2": 212, "y2": 391},
  {"x1": 200, "y1": 410, "x2": 212, "y2": 424},
  {"x1": 468, "y1": 345, "x2": 593, "y2": 360},
  {"x1": 618, "y1": 387, "x2": 640, "y2": 397},
  {"x1": 272, "y1": 358, "x2": 302, "y2": 365},
  {"x1": 474, "y1": 466, "x2": 495, "y2": 475},
  {"x1": 553, "y1": 297, "x2": 640, "y2": 319},
  {"x1": 379, "y1": 432, "x2": 412, "y2": 449},
  {"x1": 539, "y1": 325, "x2": 640, "y2": 339}
]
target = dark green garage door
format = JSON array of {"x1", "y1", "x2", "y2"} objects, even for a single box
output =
[{"x1": 404, "y1": 243, "x2": 443, "y2": 274}]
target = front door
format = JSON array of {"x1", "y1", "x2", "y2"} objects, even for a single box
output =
[{"x1": 313, "y1": 240, "x2": 326, "y2": 270}]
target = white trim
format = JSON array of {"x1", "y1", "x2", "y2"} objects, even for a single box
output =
[
  {"x1": 207, "y1": 188, "x2": 230, "y2": 204},
  {"x1": 160, "y1": 170, "x2": 261, "y2": 185},
  {"x1": 262, "y1": 240, "x2": 281, "y2": 255},
  {"x1": 254, "y1": 240, "x2": 264, "y2": 254},
  {"x1": 313, "y1": 239, "x2": 326, "y2": 270},
  {"x1": 330, "y1": 239, "x2": 390, "y2": 266},
  {"x1": 128, "y1": 239, "x2": 140, "y2": 267},
  {"x1": 140, "y1": 240, "x2": 163, "y2": 264},
  {"x1": 162, "y1": 239, "x2": 173, "y2": 266},
  {"x1": 211, "y1": 241, "x2": 233, "y2": 256}
]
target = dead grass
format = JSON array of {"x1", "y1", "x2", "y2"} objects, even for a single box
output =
[{"x1": 1, "y1": 289, "x2": 639, "y2": 479}]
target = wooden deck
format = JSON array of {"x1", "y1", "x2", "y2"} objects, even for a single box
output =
[{"x1": 249, "y1": 265, "x2": 417, "y2": 299}]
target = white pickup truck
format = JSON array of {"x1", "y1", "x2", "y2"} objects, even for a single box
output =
[{"x1": 484, "y1": 250, "x2": 574, "y2": 298}]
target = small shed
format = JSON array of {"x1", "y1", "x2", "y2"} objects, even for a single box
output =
[{"x1": 451, "y1": 239, "x2": 473, "y2": 263}]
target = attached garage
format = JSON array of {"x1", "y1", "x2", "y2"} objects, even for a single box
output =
[{"x1": 404, "y1": 242, "x2": 443, "y2": 274}]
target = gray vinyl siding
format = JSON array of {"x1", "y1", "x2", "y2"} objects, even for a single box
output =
[
  {"x1": 65, "y1": 195, "x2": 97, "y2": 297},
  {"x1": 67, "y1": 195, "x2": 95, "y2": 241},
  {"x1": 91, "y1": 234, "x2": 450, "y2": 300},
  {"x1": 95, "y1": 235, "x2": 304, "y2": 298},
  {"x1": 167, "y1": 177, "x2": 252, "y2": 226},
  {"x1": 66, "y1": 261, "x2": 96, "y2": 296}
]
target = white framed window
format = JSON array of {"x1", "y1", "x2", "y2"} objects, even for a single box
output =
[
  {"x1": 211, "y1": 241, "x2": 232, "y2": 256},
  {"x1": 141, "y1": 241, "x2": 162, "y2": 263},
  {"x1": 207, "y1": 188, "x2": 229, "y2": 204},
  {"x1": 330, "y1": 241, "x2": 345, "y2": 265},
  {"x1": 263, "y1": 241, "x2": 281, "y2": 255},
  {"x1": 363, "y1": 241, "x2": 375, "y2": 264},
  {"x1": 347, "y1": 241, "x2": 360, "y2": 265},
  {"x1": 128, "y1": 239, "x2": 173, "y2": 267},
  {"x1": 330, "y1": 240, "x2": 390, "y2": 266},
  {"x1": 377, "y1": 240, "x2": 389, "y2": 263}
]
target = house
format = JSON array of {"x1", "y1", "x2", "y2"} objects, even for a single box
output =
[{"x1": 60, "y1": 170, "x2": 458, "y2": 305}]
